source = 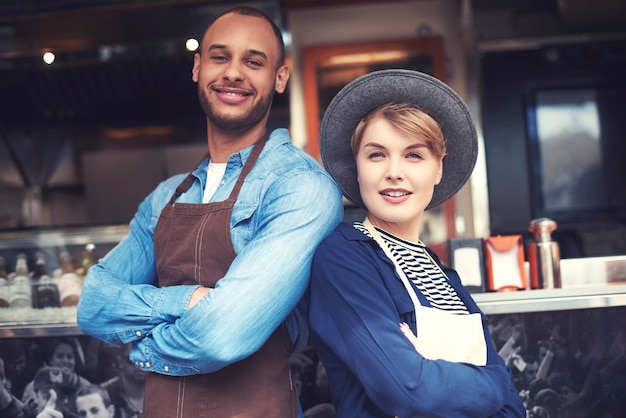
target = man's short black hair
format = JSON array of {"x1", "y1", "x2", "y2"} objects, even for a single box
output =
[{"x1": 206, "y1": 6, "x2": 285, "y2": 67}]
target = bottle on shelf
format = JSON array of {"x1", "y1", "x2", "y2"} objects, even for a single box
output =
[
  {"x1": 80, "y1": 243, "x2": 96, "y2": 276},
  {"x1": 32, "y1": 251, "x2": 60, "y2": 308},
  {"x1": 10, "y1": 253, "x2": 33, "y2": 308},
  {"x1": 0, "y1": 256, "x2": 10, "y2": 308},
  {"x1": 57, "y1": 250, "x2": 82, "y2": 307},
  {"x1": 528, "y1": 218, "x2": 562, "y2": 289}
]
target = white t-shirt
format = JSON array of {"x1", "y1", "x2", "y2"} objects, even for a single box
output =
[{"x1": 202, "y1": 162, "x2": 227, "y2": 203}]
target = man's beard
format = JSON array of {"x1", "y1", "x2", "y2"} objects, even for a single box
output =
[{"x1": 198, "y1": 86, "x2": 273, "y2": 133}]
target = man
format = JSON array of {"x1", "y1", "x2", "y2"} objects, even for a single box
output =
[
  {"x1": 77, "y1": 6, "x2": 343, "y2": 417},
  {"x1": 74, "y1": 385, "x2": 116, "y2": 418},
  {"x1": 100, "y1": 344, "x2": 145, "y2": 418},
  {"x1": 29, "y1": 367, "x2": 75, "y2": 418},
  {"x1": 0, "y1": 356, "x2": 30, "y2": 418}
]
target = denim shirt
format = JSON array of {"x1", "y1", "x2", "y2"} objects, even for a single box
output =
[
  {"x1": 77, "y1": 128, "x2": 343, "y2": 378},
  {"x1": 309, "y1": 223, "x2": 526, "y2": 418}
]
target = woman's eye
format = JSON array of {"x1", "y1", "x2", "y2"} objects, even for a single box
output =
[
  {"x1": 407, "y1": 152, "x2": 423, "y2": 159},
  {"x1": 367, "y1": 152, "x2": 385, "y2": 159}
]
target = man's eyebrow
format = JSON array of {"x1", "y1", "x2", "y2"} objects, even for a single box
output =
[
  {"x1": 247, "y1": 48, "x2": 268, "y2": 60},
  {"x1": 206, "y1": 44, "x2": 268, "y2": 61},
  {"x1": 207, "y1": 44, "x2": 227, "y2": 53}
]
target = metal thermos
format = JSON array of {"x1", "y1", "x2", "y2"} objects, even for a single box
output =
[{"x1": 528, "y1": 218, "x2": 561, "y2": 289}]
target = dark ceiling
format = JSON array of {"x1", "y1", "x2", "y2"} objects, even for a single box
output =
[
  {"x1": 0, "y1": 0, "x2": 625, "y2": 128},
  {"x1": 0, "y1": 1, "x2": 268, "y2": 128},
  {"x1": 0, "y1": 0, "x2": 378, "y2": 128}
]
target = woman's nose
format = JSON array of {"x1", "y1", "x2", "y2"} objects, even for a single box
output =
[{"x1": 385, "y1": 160, "x2": 403, "y2": 180}]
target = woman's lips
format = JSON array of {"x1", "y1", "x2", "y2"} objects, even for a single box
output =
[{"x1": 380, "y1": 189, "x2": 411, "y2": 203}]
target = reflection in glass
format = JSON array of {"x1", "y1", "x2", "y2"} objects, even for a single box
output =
[{"x1": 535, "y1": 89, "x2": 605, "y2": 212}]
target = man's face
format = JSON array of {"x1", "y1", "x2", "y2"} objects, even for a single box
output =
[
  {"x1": 119, "y1": 353, "x2": 147, "y2": 383},
  {"x1": 192, "y1": 12, "x2": 289, "y2": 133},
  {"x1": 5, "y1": 353, "x2": 26, "y2": 377},
  {"x1": 75, "y1": 393, "x2": 115, "y2": 418},
  {"x1": 523, "y1": 361, "x2": 539, "y2": 383},
  {"x1": 34, "y1": 388, "x2": 54, "y2": 414}
]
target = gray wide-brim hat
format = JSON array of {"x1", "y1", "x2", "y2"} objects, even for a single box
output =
[{"x1": 320, "y1": 69, "x2": 478, "y2": 209}]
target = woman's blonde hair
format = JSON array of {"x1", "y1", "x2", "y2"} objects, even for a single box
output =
[{"x1": 350, "y1": 103, "x2": 447, "y2": 159}]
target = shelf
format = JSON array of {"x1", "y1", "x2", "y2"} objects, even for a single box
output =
[
  {"x1": 0, "y1": 224, "x2": 129, "y2": 250},
  {"x1": 473, "y1": 284, "x2": 626, "y2": 315},
  {"x1": 1, "y1": 285, "x2": 626, "y2": 337},
  {"x1": 0, "y1": 306, "x2": 80, "y2": 338},
  {"x1": 0, "y1": 224, "x2": 131, "y2": 338},
  {"x1": 0, "y1": 222, "x2": 624, "y2": 336}
]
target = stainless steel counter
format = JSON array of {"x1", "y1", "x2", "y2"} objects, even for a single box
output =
[
  {"x1": 474, "y1": 284, "x2": 626, "y2": 315},
  {"x1": 474, "y1": 255, "x2": 626, "y2": 314}
]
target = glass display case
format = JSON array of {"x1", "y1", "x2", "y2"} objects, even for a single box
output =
[
  {"x1": 0, "y1": 225, "x2": 128, "y2": 337},
  {"x1": 0, "y1": 225, "x2": 140, "y2": 417},
  {"x1": 480, "y1": 297, "x2": 626, "y2": 417},
  {"x1": 0, "y1": 225, "x2": 624, "y2": 417}
]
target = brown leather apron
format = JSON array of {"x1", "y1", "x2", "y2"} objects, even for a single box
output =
[{"x1": 143, "y1": 135, "x2": 297, "y2": 417}]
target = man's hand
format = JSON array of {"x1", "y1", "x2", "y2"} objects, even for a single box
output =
[
  {"x1": 187, "y1": 286, "x2": 210, "y2": 309},
  {"x1": 36, "y1": 390, "x2": 63, "y2": 418}
]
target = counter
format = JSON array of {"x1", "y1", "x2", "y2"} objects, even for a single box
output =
[{"x1": 474, "y1": 283, "x2": 626, "y2": 314}]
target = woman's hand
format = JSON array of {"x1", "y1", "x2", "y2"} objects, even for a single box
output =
[{"x1": 400, "y1": 322, "x2": 420, "y2": 351}]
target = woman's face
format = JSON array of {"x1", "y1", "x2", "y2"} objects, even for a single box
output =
[
  {"x1": 356, "y1": 116, "x2": 442, "y2": 241},
  {"x1": 50, "y1": 342, "x2": 75, "y2": 372}
]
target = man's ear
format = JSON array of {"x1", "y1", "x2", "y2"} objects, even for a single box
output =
[
  {"x1": 274, "y1": 65, "x2": 290, "y2": 94},
  {"x1": 191, "y1": 53, "x2": 201, "y2": 83}
]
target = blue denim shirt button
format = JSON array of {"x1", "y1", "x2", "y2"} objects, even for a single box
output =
[{"x1": 135, "y1": 331, "x2": 142, "y2": 337}]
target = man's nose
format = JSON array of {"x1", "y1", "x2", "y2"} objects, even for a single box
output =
[{"x1": 223, "y1": 60, "x2": 243, "y2": 81}]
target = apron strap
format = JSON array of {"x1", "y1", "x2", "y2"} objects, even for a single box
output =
[
  {"x1": 363, "y1": 217, "x2": 423, "y2": 310},
  {"x1": 226, "y1": 131, "x2": 269, "y2": 202},
  {"x1": 168, "y1": 173, "x2": 196, "y2": 206}
]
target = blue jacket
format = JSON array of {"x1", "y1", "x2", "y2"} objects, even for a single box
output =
[{"x1": 309, "y1": 223, "x2": 525, "y2": 418}]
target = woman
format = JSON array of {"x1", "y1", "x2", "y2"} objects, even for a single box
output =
[
  {"x1": 309, "y1": 69, "x2": 525, "y2": 417},
  {"x1": 22, "y1": 338, "x2": 91, "y2": 416}
]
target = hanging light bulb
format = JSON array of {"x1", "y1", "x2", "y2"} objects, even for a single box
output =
[
  {"x1": 185, "y1": 38, "x2": 199, "y2": 52},
  {"x1": 42, "y1": 51, "x2": 55, "y2": 65}
]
